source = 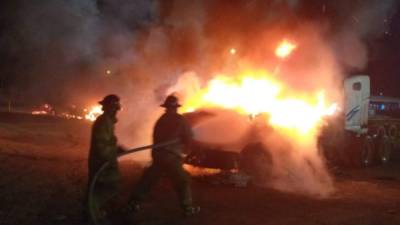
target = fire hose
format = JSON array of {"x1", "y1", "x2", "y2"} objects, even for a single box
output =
[{"x1": 88, "y1": 139, "x2": 179, "y2": 225}]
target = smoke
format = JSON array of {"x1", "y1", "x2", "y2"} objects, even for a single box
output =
[
  {"x1": 9, "y1": 0, "x2": 100, "y2": 103},
  {"x1": 4, "y1": 0, "x2": 397, "y2": 103},
  {"x1": 260, "y1": 124, "x2": 334, "y2": 197},
  {"x1": 329, "y1": 0, "x2": 399, "y2": 70},
  {"x1": 191, "y1": 109, "x2": 251, "y2": 149},
  {"x1": 159, "y1": 0, "x2": 397, "y2": 197},
  {"x1": 3, "y1": 0, "x2": 398, "y2": 194}
]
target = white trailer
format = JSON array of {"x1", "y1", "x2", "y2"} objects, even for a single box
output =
[{"x1": 322, "y1": 75, "x2": 400, "y2": 166}]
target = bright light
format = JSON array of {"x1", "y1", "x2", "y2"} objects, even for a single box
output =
[
  {"x1": 183, "y1": 164, "x2": 221, "y2": 176},
  {"x1": 31, "y1": 111, "x2": 48, "y2": 115},
  {"x1": 181, "y1": 70, "x2": 337, "y2": 138},
  {"x1": 106, "y1": 69, "x2": 111, "y2": 75},
  {"x1": 85, "y1": 105, "x2": 103, "y2": 121},
  {"x1": 275, "y1": 39, "x2": 297, "y2": 59},
  {"x1": 229, "y1": 48, "x2": 237, "y2": 55}
]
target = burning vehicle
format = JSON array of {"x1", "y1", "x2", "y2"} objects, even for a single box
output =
[
  {"x1": 176, "y1": 68, "x2": 338, "y2": 186},
  {"x1": 183, "y1": 109, "x2": 274, "y2": 186},
  {"x1": 164, "y1": 39, "x2": 339, "y2": 188},
  {"x1": 174, "y1": 37, "x2": 399, "y2": 187},
  {"x1": 182, "y1": 73, "x2": 400, "y2": 188}
]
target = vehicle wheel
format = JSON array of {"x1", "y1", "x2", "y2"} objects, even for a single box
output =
[
  {"x1": 360, "y1": 136, "x2": 375, "y2": 167},
  {"x1": 239, "y1": 142, "x2": 272, "y2": 184},
  {"x1": 376, "y1": 136, "x2": 392, "y2": 164}
]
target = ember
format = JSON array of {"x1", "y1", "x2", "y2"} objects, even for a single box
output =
[
  {"x1": 229, "y1": 48, "x2": 237, "y2": 55},
  {"x1": 275, "y1": 39, "x2": 297, "y2": 59}
]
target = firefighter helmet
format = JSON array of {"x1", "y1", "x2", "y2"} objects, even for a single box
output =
[
  {"x1": 99, "y1": 94, "x2": 121, "y2": 109},
  {"x1": 160, "y1": 95, "x2": 181, "y2": 108}
]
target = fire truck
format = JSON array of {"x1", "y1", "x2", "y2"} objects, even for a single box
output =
[{"x1": 321, "y1": 75, "x2": 400, "y2": 167}]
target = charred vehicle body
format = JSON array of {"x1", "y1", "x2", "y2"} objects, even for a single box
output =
[{"x1": 183, "y1": 110, "x2": 273, "y2": 185}]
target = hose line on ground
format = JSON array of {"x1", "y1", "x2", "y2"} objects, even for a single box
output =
[{"x1": 88, "y1": 139, "x2": 179, "y2": 225}]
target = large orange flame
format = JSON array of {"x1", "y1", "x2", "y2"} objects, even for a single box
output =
[{"x1": 181, "y1": 70, "x2": 337, "y2": 139}]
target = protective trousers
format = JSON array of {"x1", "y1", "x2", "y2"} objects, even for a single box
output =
[
  {"x1": 131, "y1": 153, "x2": 192, "y2": 208},
  {"x1": 85, "y1": 160, "x2": 120, "y2": 220}
]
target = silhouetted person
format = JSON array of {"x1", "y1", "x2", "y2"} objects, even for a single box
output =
[
  {"x1": 127, "y1": 95, "x2": 200, "y2": 216},
  {"x1": 86, "y1": 94, "x2": 124, "y2": 222}
]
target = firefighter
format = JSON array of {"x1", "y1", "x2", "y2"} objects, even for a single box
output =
[
  {"x1": 126, "y1": 95, "x2": 200, "y2": 216},
  {"x1": 86, "y1": 94, "x2": 124, "y2": 221}
]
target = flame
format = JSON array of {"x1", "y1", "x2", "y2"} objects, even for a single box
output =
[
  {"x1": 31, "y1": 110, "x2": 48, "y2": 115},
  {"x1": 183, "y1": 164, "x2": 222, "y2": 176},
  {"x1": 181, "y1": 70, "x2": 337, "y2": 139},
  {"x1": 275, "y1": 39, "x2": 297, "y2": 59},
  {"x1": 84, "y1": 105, "x2": 103, "y2": 121},
  {"x1": 60, "y1": 112, "x2": 83, "y2": 120},
  {"x1": 31, "y1": 103, "x2": 52, "y2": 115}
]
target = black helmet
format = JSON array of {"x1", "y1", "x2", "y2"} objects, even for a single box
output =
[
  {"x1": 160, "y1": 95, "x2": 181, "y2": 108},
  {"x1": 99, "y1": 94, "x2": 120, "y2": 108}
]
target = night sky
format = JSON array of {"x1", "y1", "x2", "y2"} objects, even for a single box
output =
[
  {"x1": 0, "y1": 0, "x2": 400, "y2": 106},
  {"x1": 369, "y1": 6, "x2": 400, "y2": 96}
]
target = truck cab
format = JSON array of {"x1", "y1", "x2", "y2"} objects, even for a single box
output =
[
  {"x1": 344, "y1": 75, "x2": 370, "y2": 134},
  {"x1": 342, "y1": 75, "x2": 400, "y2": 166}
]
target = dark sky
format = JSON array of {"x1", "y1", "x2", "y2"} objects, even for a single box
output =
[
  {"x1": 0, "y1": 0, "x2": 400, "y2": 105},
  {"x1": 369, "y1": 7, "x2": 400, "y2": 96}
]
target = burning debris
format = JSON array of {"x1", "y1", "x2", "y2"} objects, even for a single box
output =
[
  {"x1": 31, "y1": 103, "x2": 103, "y2": 122},
  {"x1": 31, "y1": 103, "x2": 54, "y2": 115},
  {"x1": 184, "y1": 160, "x2": 252, "y2": 188},
  {"x1": 84, "y1": 105, "x2": 103, "y2": 121}
]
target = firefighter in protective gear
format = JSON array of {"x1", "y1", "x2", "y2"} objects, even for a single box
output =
[
  {"x1": 86, "y1": 94, "x2": 124, "y2": 220},
  {"x1": 127, "y1": 95, "x2": 200, "y2": 216}
]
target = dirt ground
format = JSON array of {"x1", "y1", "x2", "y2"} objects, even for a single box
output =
[{"x1": 0, "y1": 112, "x2": 399, "y2": 225}]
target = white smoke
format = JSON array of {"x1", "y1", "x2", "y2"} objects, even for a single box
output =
[
  {"x1": 331, "y1": 0, "x2": 399, "y2": 70},
  {"x1": 261, "y1": 127, "x2": 334, "y2": 197}
]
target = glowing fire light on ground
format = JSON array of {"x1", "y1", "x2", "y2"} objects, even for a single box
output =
[
  {"x1": 181, "y1": 70, "x2": 337, "y2": 137},
  {"x1": 183, "y1": 164, "x2": 222, "y2": 176},
  {"x1": 31, "y1": 110, "x2": 48, "y2": 115},
  {"x1": 84, "y1": 105, "x2": 103, "y2": 121},
  {"x1": 275, "y1": 39, "x2": 297, "y2": 59},
  {"x1": 31, "y1": 103, "x2": 52, "y2": 115}
]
